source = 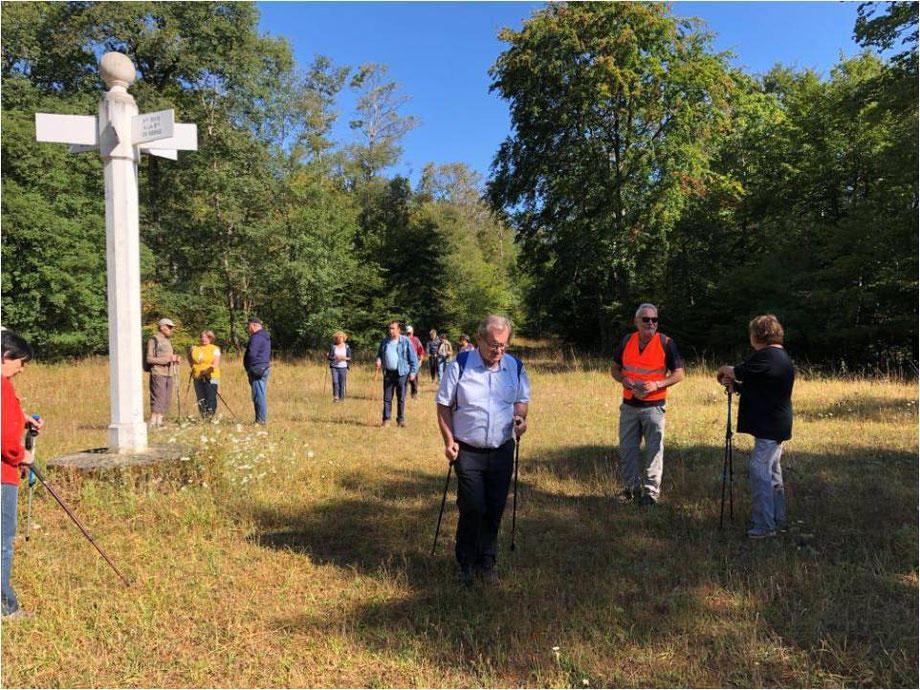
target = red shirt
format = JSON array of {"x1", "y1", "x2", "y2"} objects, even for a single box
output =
[
  {"x1": 409, "y1": 335, "x2": 425, "y2": 359},
  {"x1": 2, "y1": 376, "x2": 26, "y2": 486}
]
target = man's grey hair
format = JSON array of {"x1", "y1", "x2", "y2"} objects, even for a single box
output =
[
  {"x1": 635, "y1": 302, "x2": 658, "y2": 318},
  {"x1": 478, "y1": 314, "x2": 513, "y2": 339},
  {"x1": 406, "y1": 325, "x2": 414, "y2": 333}
]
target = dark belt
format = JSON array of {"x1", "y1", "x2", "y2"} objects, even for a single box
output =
[{"x1": 458, "y1": 439, "x2": 514, "y2": 454}]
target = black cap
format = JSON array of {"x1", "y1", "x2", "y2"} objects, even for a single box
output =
[{"x1": 247, "y1": 316, "x2": 262, "y2": 325}]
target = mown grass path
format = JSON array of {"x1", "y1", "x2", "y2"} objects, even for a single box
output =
[{"x1": 2, "y1": 352, "x2": 917, "y2": 687}]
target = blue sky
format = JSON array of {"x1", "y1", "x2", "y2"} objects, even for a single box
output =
[{"x1": 257, "y1": 1, "x2": 872, "y2": 184}]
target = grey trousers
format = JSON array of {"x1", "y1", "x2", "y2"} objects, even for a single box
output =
[{"x1": 618, "y1": 403, "x2": 666, "y2": 498}]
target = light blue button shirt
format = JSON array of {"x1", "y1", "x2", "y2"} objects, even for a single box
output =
[{"x1": 436, "y1": 349, "x2": 531, "y2": 449}]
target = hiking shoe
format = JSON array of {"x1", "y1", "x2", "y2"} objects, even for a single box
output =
[
  {"x1": 397, "y1": 420, "x2": 407, "y2": 428},
  {"x1": 458, "y1": 565, "x2": 474, "y2": 587},
  {"x1": 637, "y1": 494, "x2": 658, "y2": 507},
  {"x1": 3, "y1": 609, "x2": 35, "y2": 622},
  {"x1": 617, "y1": 489, "x2": 635, "y2": 504},
  {"x1": 381, "y1": 419, "x2": 390, "y2": 428},
  {"x1": 747, "y1": 528, "x2": 776, "y2": 540}
]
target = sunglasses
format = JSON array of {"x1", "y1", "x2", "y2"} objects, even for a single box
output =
[{"x1": 640, "y1": 317, "x2": 659, "y2": 324}]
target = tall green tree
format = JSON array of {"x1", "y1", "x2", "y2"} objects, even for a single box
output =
[{"x1": 488, "y1": 2, "x2": 735, "y2": 346}]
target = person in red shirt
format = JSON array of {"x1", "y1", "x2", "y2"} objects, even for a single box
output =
[
  {"x1": 2, "y1": 329, "x2": 43, "y2": 619},
  {"x1": 406, "y1": 326, "x2": 426, "y2": 399}
]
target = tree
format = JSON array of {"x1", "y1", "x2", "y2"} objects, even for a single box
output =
[
  {"x1": 347, "y1": 63, "x2": 418, "y2": 182},
  {"x1": 487, "y1": 2, "x2": 735, "y2": 346}
]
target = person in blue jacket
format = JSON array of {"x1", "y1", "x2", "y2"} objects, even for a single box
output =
[
  {"x1": 243, "y1": 317, "x2": 272, "y2": 424},
  {"x1": 374, "y1": 321, "x2": 419, "y2": 427}
]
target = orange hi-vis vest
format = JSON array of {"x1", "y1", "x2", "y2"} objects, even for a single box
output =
[{"x1": 622, "y1": 332, "x2": 670, "y2": 402}]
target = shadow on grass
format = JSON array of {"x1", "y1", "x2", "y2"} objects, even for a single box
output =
[{"x1": 239, "y1": 441, "x2": 918, "y2": 686}]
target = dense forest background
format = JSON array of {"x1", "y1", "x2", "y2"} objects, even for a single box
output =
[{"x1": 1, "y1": 2, "x2": 916, "y2": 369}]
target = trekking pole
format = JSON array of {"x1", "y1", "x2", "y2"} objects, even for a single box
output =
[
  {"x1": 322, "y1": 361, "x2": 329, "y2": 401},
  {"x1": 24, "y1": 416, "x2": 40, "y2": 541},
  {"x1": 719, "y1": 385, "x2": 734, "y2": 529},
  {"x1": 183, "y1": 371, "x2": 194, "y2": 415},
  {"x1": 28, "y1": 463, "x2": 131, "y2": 587},
  {"x1": 510, "y1": 433, "x2": 521, "y2": 551},
  {"x1": 215, "y1": 387, "x2": 237, "y2": 419},
  {"x1": 173, "y1": 361, "x2": 182, "y2": 422},
  {"x1": 431, "y1": 461, "x2": 454, "y2": 556}
]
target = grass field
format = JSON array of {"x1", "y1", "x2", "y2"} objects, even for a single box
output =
[{"x1": 2, "y1": 345, "x2": 917, "y2": 687}]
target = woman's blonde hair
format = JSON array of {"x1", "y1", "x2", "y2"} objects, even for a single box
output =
[
  {"x1": 200, "y1": 330, "x2": 215, "y2": 343},
  {"x1": 749, "y1": 315, "x2": 784, "y2": 345},
  {"x1": 333, "y1": 330, "x2": 347, "y2": 344}
]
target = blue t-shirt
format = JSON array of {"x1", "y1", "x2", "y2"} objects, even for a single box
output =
[{"x1": 383, "y1": 339, "x2": 400, "y2": 371}]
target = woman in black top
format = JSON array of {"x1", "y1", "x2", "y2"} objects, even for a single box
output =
[{"x1": 717, "y1": 315, "x2": 794, "y2": 539}]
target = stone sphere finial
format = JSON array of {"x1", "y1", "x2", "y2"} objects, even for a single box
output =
[{"x1": 100, "y1": 52, "x2": 136, "y2": 91}]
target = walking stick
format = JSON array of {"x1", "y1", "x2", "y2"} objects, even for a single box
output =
[
  {"x1": 215, "y1": 387, "x2": 238, "y2": 419},
  {"x1": 322, "y1": 363, "x2": 329, "y2": 401},
  {"x1": 172, "y1": 361, "x2": 182, "y2": 422},
  {"x1": 431, "y1": 461, "x2": 454, "y2": 556},
  {"x1": 183, "y1": 371, "x2": 193, "y2": 415},
  {"x1": 24, "y1": 417, "x2": 39, "y2": 541},
  {"x1": 510, "y1": 435, "x2": 521, "y2": 551},
  {"x1": 28, "y1": 464, "x2": 131, "y2": 587},
  {"x1": 719, "y1": 385, "x2": 735, "y2": 529}
]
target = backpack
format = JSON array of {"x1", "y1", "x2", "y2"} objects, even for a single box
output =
[
  {"x1": 451, "y1": 350, "x2": 525, "y2": 410},
  {"x1": 142, "y1": 338, "x2": 153, "y2": 372},
  {"x1": 456, "y1": 349, "x2": 524, "y2": 382}
]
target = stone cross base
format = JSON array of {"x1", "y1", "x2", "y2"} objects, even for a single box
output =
[{"x1": 47, "y1": 442, "x2": 188, "y2": 473}]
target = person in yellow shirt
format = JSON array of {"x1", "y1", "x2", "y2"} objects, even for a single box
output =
[{"x1": 188, "y1": 330, "x2": 221, "y2": 418}]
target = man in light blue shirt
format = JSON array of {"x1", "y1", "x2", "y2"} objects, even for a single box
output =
[
  {"x1": 436, "y1": 314, "x2": 530, "y2": 586},
  {"x1": 375, "y1": 321, "x2": 419, "y2": 427}
]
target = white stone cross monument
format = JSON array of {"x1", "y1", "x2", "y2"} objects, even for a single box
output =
[{"x1": 35, "y1": 52, "x2": 197, "y2": 454}]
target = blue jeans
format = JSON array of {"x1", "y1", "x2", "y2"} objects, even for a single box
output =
[
  {"x1": 331, "y1": 367, "x2": 347, "y2": 400},
  {"x1": 749, "y1": 438, "x2": 786, "y2": 533},
  {"x1": 437, "y1": 357, "x2": 446, "y2": 381},
  {"x1": 248, "y1": 368, "x2": 270, "y2": 423},
  {"x1": 2, "y1": 483, "x2": 19, "y2": 615},
  {"x1": 382, "y1": 371, "x2": 407, "y2": 422}
]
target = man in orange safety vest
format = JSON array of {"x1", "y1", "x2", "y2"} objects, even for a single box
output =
[{"x1": 610, "y1": 303, "x2": 685, "y2": 506}]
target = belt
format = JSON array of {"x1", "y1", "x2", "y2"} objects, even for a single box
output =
[{"x1": 458, "y1": 439, "x2": 514, "y2": 454}]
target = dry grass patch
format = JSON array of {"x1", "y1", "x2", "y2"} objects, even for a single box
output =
[{"x1": 2, "y1": 349, "x2": 917, "y2": 687}]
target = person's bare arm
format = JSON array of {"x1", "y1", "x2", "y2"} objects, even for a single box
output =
[{"x1": 436, "y1": 404, "x2": 459, "y2": 462}]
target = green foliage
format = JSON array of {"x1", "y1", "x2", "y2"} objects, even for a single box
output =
[
  {"x1": 488, "y1": 2, "x2": 735, "y2": 346},
  {"x1": 1, "y1": 1, "x2": 518, "y2": 360},
  {"x1": 2, "y1": 1, "x2": 914, "y2": 368},
  {"x1": 489, "y1": 1, "x2": 917, "y2": 367}
]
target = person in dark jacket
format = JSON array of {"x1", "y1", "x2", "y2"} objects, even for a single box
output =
[
  {"x1": 426, "y1": 330, "x2": 442, "y2": 382},
  {"x1": 243, "y1": 317, "x2": 272, "y2": 424},
  {"x1": 327, "y1": 331, "x2": 352, "y2": 402},
  {"x1": 717, "y1": 314, "x2": 794, "y2": 540}
]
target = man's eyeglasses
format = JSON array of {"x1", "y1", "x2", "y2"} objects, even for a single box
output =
[
  {"x1": 640, "y1": 317, "x2": 659, "y2": 324},
  {"x1": 485, "y1": 340, "x2": 509, "y2": 351}
]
